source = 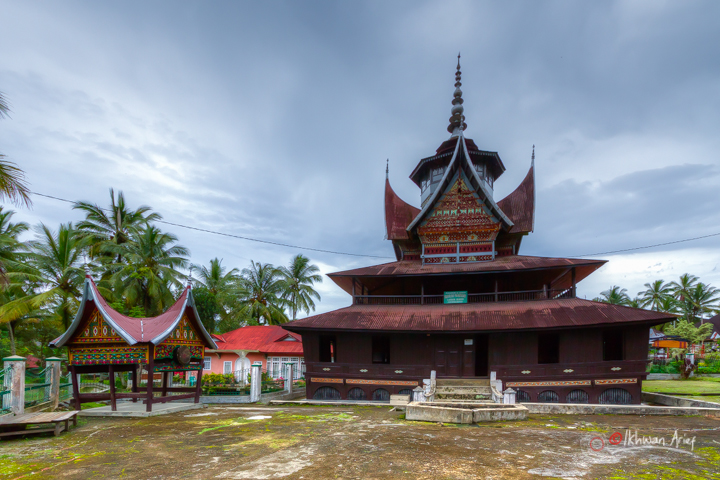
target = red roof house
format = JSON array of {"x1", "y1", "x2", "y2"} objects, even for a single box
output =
[{"x1": 205, "y1": 326, "x2": 304, "y2": 379}]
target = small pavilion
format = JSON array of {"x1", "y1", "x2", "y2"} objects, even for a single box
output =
[{"x1": 50, "y1": 274, "x2": 216, "y2": 412}]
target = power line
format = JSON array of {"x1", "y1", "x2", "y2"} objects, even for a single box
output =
[
  {"x1": 29, "y1": 190, "x2": 720, "y2": 260},
  {"x1": 30, "y1": 191, "x2": 394, "y2": 259},
  {"x1": 575, "y1": 231, "x2": 720, "y2": 257}
]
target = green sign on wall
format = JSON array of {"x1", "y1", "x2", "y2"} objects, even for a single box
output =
[{"x1": 444, "y1": 291, "x2": 468, "y2": 304}]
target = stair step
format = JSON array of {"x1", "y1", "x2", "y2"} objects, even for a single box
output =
[{"x1": 436, "y1": 378, "x2": 490, "y2": 387}]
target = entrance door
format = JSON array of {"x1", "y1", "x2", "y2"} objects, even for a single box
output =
[
  {"x1": 474, "y1": 334, "x2": 489, "y2": 377},
  {"x1": 434, "y1": 336, "x2": 462, "y2": 377}
]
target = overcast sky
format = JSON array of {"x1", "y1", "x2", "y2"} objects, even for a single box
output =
[{"x1": 1, "y1": 1, "x2": 719, "y2": 317}]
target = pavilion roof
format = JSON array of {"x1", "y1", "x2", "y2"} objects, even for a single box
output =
[
  {"x1": 283, "y1": 298, "x2": 675, "y2": 333},
  {"x1": 50, "y1": 276, "x2": 217, "y2": 349}
]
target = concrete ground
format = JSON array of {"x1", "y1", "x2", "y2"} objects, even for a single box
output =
[{"x1": 1, "y1": 405, "x2": 719, "y2": 479}]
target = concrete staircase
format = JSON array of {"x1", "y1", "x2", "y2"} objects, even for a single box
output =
[{"x1": 434, "y1": 378, "x2": 495, "y2": 403}]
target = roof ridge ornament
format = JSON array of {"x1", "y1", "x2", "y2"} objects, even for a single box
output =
[
  {"x1": 531, "y1": 145, "x2": 535, "y2": 167},
  {"x1": 386, "y1": 159, "x2": 389, "y2": 180},
  {"x1": 448, "y1": 52, "x2": 467, "y2": 137}
]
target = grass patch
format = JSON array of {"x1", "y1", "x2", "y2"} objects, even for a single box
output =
[
  {"x1": 642, "y1": 380, "x2": 720, "y2": 395},
  {"x1": 81, "y1": 402, "x2": 108, "y2": 410}
]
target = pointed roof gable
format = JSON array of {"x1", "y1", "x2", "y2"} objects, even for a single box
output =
[
  {"x1": 407, "y1": 135, "x2": 513, "y2": 233},
  {"x1": 497, "y1": 162, "x2": 535, "y2": 234},
  {"x1": 385, "y1": 178, "x2": 421, "y2": 240},
  {"x1": 50, "y1": 276, "x2": 217, "y2": 349}
]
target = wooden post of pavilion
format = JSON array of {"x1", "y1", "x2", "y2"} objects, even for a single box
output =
[
  {"x1": 70, "y1": 365, "x2": 81, "y2": 410},
  {"x1": 131, "y1": 366, "x2": 138, "y2": 402},
  {"x1": 571, "y1": 267, "x2": 577, "y2": 297},
  {"x1": 108, "y1": 365, "x2": 117, "y2": 411},
  {"x1": 145, "y1": 346, "x2": 155, "y2": 412},
  {"x1": 194, "y1": 367, "x2": 203, "y2": 403},
  {"x1": 161, "y1": 371, "x2": 169, "y2": 397}
]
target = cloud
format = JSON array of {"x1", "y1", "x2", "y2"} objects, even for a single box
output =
[{"x1": 1, "y1": 1, "x2": 719, "y2": 316}]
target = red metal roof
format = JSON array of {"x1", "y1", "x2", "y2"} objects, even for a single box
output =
[
  {"x1": 497, "y1": 163, "x2": 534, "y2": 234},
  {"x1": 385, "y1": 178, "x2": 421, "y2": 241},
  {"x1": 283, "y1": 298, "x2": 675, "y2": 333},
  {"x1": 211, "y1": 326, "x2": 303, "y2": 355},
  {"x1": 330, "y1": 256, "x2": 604, "y2": 277},
  {"x1": 90, "y1": 279, "x2": 190, "y2": 343}
]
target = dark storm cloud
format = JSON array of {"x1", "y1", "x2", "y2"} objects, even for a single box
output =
[{"x1": 1, "y1": 0, "x2": 719, "y2": 313}]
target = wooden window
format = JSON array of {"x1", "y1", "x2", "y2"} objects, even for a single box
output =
[
  {"x1": 603, "y1": 330, "x2": 624, "y2": 361},
  {"x1": 538, "y1": 332, "x2": 560, "y2": 364},
  {"x1": 203, "y1": 357, "x2": 211, "y2": 371},
  {"x1": 223, "y1": 361, "x2": 232, "y2": 374},
  {"x1": 319, "y1": 335, "x2": 336, "y2": 363},
  {"x1": 372, "y1": 336, "x2": 391, "y2": 364}
]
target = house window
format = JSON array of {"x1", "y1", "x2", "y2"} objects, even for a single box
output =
[
  {"x1": 267, "y1": 357, "x2": 303, "y2": 379},
  {"x1": 603, "y1": 330, "x2": 624, "y2": 361},
  {"x1": 223, "y1": 361, "x2": 232, "y2": 374},
  {"x1": 538, "y1": 332, "x2": 560, "y2": 364},
  {"x1": 203, "y1": 357, "x2": 211, "y2": 371},
  {"x1": 372, "y1": 336, "x2": 391, "y2": 364},
  {"x1": 319, "y1": 335, "x2": 336, "y2": 363}
]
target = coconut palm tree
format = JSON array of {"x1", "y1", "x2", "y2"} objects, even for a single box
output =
[
  {"x1": 278, "y1": 254, "x2": 322, "y2": 321},
  {"x1": 597, "y1": 286, "x2": 631, "y2": 306},
  {"x1": 0, "y1": 207, "x2": 29, "y2": 284},
  {"x1": 638, "y1": 280, "x2": 673, "y2": 311},
  {"x1": 191, "y1": 258, "x2": 242, "y2": 332},
  {"x1": 677, "y1": 282, "x2": 720, "y2": 324},
  {"x1": 107, "y1": 224, "x2": 189, "y2": 316},
  {"x1": 0, "y1": 93, "x2": 31, "y2": 207},
  {"x1": 237, "y1": 261, "x2": 288, "y2": 325},
  {"x1": 73, "y1": 188, "x2": 162, "y2": 262},
  {"x1": 27, "y1": 223, "x2": 87, "y2": 330},
  {"x1": 670, "y1": 274, "x2": 699, "y2": 303}
]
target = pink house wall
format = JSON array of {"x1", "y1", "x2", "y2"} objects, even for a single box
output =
[{"x1": 204, "y1": 352, "x2": 269, "y2": 374}]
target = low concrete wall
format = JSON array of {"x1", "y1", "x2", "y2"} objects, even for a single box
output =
[
  {"x1": 201, "y1": 388, "x2": 304, "y2": 404},
  {"x1": 646, "y1": 373, "x2": 681, "y2": 380},
  {"x1": 473, "y1": 405, "x2": 528, "y2": 422},
  {"x1": 642, "y1": 392, "x2": 720, "y2": 409},
  {"x1": 522, "y1": 402, "x2": 720, "y2": 416},
  {"x1": 646, "y1": 373, "x2": 720, "y2": 380},
  {"x1": 406, "y1": 403, "x2": 528, "y2": 424},
  {"x1": 406, "y1": 404, "x2": 473, "y2": 424}
]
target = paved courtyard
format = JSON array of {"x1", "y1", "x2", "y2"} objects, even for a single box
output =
[{"x1": 1, "y1": 405, "x2": 719, "y2": 479}]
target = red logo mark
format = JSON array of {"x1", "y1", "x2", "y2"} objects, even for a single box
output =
[
  {"x1": 589, "y1": 437, "x2": 604, "y2": 451},
  {"x1": 609, "y1": 432, "x2": 623, "y2": 445}
]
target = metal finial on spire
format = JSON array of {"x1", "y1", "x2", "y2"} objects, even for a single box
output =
[
  {"x1": 386, "y1": 159, "x2": 389, "y2": 179},
  {"x1": 84, "y1": 263, "x2": 91, "y2": 277},
  {"x1": 187, "y1": 266, "x2": 194, "y2": 288},
  {"x1": 448, "y1": 53, "x2": 467, "y2": 136},
  {"x1": 531, "y1": 145, "x2": 535, "y2": 166}
]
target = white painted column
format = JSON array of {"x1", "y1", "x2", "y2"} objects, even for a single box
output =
[
  {"x1": 285, "y1": 363, "x2": 294, "y2": 394},
  {"x1": 503, "y1": 388, "x2": 516, "y2": 405},
  {"x1": 249, "y1": 362, "x2": 262, "y2": 403},
  {"x1": 45, "y1": 357, "x2": 62, "y2": 411},
  {"x1": 3, "y1": 355, "x2": 26, "y2": 415}
]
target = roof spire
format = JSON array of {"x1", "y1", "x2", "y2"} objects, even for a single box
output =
[
  {"x1": 386, "y1": 159, "x2": 389, "y2": 179},
  {"x1": 448, "y1": 52, "x2": 467, "y2": 136},
  {"x1": 531, "y1": 144, "x2": 535, "y2": 167}
]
